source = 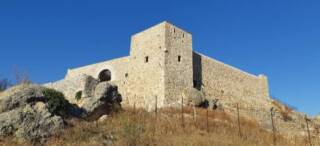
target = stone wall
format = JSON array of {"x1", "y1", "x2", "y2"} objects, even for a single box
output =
[
  {"x1": 45, "y1": 57, "x2": 130, "y2": 104},
  {"x1": 66, "y1": 57, "x2": 130, "y2": 101},
  {"x1": 126, "y1": 22, "x2": 166, "y2": 110},
  {"x1": 42, "y1": 21, "x2": 320, "y2": 139},
  {"x1": 193, "y1": 52, "x2": 270, "y2": 109},
  {"x1": 44, "y1": 74, "x2": 89, "y2": 104},
  {"x1": 164, "y1": 23, "x2": 193, "y2": 106},
  {"x1": 44, "y1": 21, "x2": 271, "y2": 111},
  {"x1": 66, "y1": 56, "x2": 130, "y2": 82}
]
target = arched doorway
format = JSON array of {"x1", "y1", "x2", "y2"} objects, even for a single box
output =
[{"x1": 98, "y1": 69, "x2": 111, "y2": 82}]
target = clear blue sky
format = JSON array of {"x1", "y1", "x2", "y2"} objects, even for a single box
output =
[{"x1": 0, "y1": 0, "x2": 319, "y2": 116}]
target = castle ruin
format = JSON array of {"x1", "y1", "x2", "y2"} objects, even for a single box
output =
[{"x1": 45, "y1": 22, "x2": 271, "y2": 110}]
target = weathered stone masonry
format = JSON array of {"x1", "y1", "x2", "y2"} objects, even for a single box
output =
[{"x1": 45, "y1": 21, "x2": 271, "y2": 110}]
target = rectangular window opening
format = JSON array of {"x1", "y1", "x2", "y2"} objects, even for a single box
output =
[
  {"x1": 178, "y1": 55, "x2": 181, "y2": 62},
  {"x1": 145, "y1": 56, "x2": 149, "y2": 63}
]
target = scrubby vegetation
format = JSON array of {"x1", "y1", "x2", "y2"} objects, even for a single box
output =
[
  {"x1": 1, "y1": 66, "x2": 31, "y2": 92},
  {"x1": 272, "y1": 100, "x2": 294, "y2": 121},
  {"x1": 13, "y1": 66, "x2": 32, "y2": 85},
  {"x1": 43, "y1": 88, "x2": 71, "y2": 118},
  {"x1": 75, "y1": 91, "x2": 82, "y2": 101}
]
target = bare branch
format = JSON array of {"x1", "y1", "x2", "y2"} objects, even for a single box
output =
[{"x1": 12, "y1": 65, "x2": 32, "y2": 85}]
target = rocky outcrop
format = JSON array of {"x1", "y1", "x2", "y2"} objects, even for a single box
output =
[
  {"x1": 0, "y1": 104, "x2": 64, "y2": 141},
  {"x1": 0, "y1": 84, "x2": 64, "y2": 142},
  {"x1": 44, "y1": 74, "x2": 123, "y2": 120},
  {"x1": 0, "y1": 81, "x2": 123, "y2": 142},
  {"x1": 82, "y1": 76, "x2": 99, "y2": 98},
  {"x1": 80, "y1": 82, "x2": 122, "y2": 121},
  {"x1": 0, "y1": 84, "x2": 45, "y2": 113}
]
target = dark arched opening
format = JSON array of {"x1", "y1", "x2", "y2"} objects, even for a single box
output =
[{"x1": 98, "y1": 69, "x2": 111, "y2": 82}]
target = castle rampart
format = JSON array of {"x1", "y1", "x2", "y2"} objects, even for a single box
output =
[
  {"x1": 45, "y1": 21, "x2": 271, "y2": 110},
  {"x1": 193, "y1": 52, "x2": 270, "y2": 108}
]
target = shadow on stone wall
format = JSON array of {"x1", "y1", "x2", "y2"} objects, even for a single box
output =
[{"x1": 192, "y1": 52, "x2": 202, "y2": 90}]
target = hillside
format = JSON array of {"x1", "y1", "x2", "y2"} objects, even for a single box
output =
[
  {"x1": 0, "y1": 82, "x2": 319, "y2": 146},
  {"x1": 2, "y1": 107, "x2": 317, "y2": 146}
]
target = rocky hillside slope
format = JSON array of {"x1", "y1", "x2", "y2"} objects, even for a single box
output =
[
  {"x1": 2, "y1": 107, "x2": 319, "y2": 146},
  {"x1": 0, "y1": 78, "x2": 319, "y2": 145},
  {"x1": 0, "y1": 82, "x2": 122, "y2": 144}
]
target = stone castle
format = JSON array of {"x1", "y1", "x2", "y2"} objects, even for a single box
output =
[{"x1": 45, "y1": 21, "x2": 271, "y2": 110}]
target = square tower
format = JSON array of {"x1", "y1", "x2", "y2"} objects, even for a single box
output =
[
  {"x1": 127, "y1": 22, "x2": 193, "y2": 110},
  {"x1": 163, "y1": 23, "x2": 193, "y2": 105}
]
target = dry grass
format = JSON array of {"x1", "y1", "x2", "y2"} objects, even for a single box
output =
[
  {"x1": 1, "y1": 107, "x2": 315, "y2": 146},
  {"x1": 272, "y1": 100, "x2": 294, "y2": 121}
]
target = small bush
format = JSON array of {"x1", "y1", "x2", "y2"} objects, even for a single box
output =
[
  {"x1": 272, "y1": 100, "x2": 293, "y2": 122},
  {"x1": 75, "y1": 91, "x2": 82, "y2": 101},
  {"x1": 43, "y1": 88, "x2": 70, "y2": 117},
  {"x1": 13, "y1": 66, "x2": 32, "y2": 85}
]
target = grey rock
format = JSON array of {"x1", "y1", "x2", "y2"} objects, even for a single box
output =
[
  {"x1": 0, "y1": 109, "x2": 20, "y2": 136},
  {"x1": 0, "y1": 104, "x2": 64, "y2": 142},
  {"x1": 0, "y1": 81, "x2": 123, "y2": 142},
  {"x1": 83, "y1": 76, "x2": 99, "y2": 98},
  {"x1": 93, "y1": 82, "x2": 114, "y2": 101},
  {"x1": 14, "y1": 105, "x2": 64, "y2": 141},
  {"x1": 0, "y1": 84, "x2": 65, "y2": 142},
  {"x1": 81, "y1": 82, "x2": 122, "y2": 120},
  {"x1": 0, "y1": 84, "x2": 45, "y2": 113}
]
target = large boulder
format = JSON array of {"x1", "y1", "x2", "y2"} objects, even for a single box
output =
[
  {"x1": 82, "y1": 76, "x2": 99, "y2": 98},
  {"x1": 0, "y1": 84, "x2": 65, "y2": 142},
  {"x1": 0, "y1": 84, "x2": 45, "y2": 113},
  {"x1": 80, "y1": 82, "x2": 122, "y2": 120},
  {"x1": 0, "y1": 104, "x2": 64, "y2": 142},
  {"x1": 94, "y1": 82, "x2": 122, "y2": 103},
  {"x1": 0, "y1": 81, "x2": 123, "y2": 142}
]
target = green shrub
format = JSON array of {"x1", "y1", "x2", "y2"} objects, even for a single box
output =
[
  {"x1": 75, "y1": 91, "x2": 82, "y2": 101},
  {"x1": 42, "y1": 88, "x2": 70, "y2": 117}
]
